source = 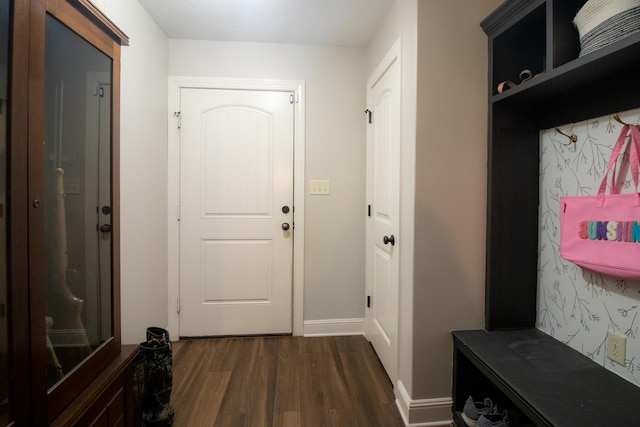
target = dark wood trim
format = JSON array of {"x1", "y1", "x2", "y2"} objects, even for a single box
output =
[
  {"x1": 49, "y1": 345, "x2": 138, "y2": 427},
  {"x1": 27, "y1": 0, "x2": 49, "y2": 424},
  {"x1": 67, "y1": 0, "x2": 129, "y2": 46},
  {"x1": 47, "y1": 340, "x2": 121, "y2": 422},
  {"x1": 9, "y1": 0, "x2": 36, "y2": 424},
  {"x1": 46, "y1": 0, "x2": 117, "y2": 55}
]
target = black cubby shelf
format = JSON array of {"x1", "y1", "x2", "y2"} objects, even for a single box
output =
[
  {"x1": 482, "y1": 0, "x2": 640, "y2": 332},
  {"x1": 450, "y1": 1, "x2": 640, "y2": 425},
  {"x1": 452, "y1": 329, "x2": 640, "y2": 427}
]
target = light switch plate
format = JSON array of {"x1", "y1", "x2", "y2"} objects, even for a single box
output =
[{"x1": 310, "y1": 180, "x2": 330, "y2": 195}]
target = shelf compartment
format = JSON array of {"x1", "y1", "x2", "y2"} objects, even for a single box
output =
[
  {"x1": 491, "y1": 3, "x2": 547, "y2": 96},
  {"x1": 550, "y1": 0, "x2": 584, "y2": 68}
]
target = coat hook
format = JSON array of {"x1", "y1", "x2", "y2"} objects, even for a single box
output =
[
  {"x1": 613, "y1": 114, "x2": 640, "y2": 130},
  {"x1": 364, "y1": 109, "x2": 372, "y2": 124},
  {"x1": 554, "y1": 127, "x2": 577, "y2": 146}
]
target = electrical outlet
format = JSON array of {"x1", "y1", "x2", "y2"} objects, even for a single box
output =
[
  {"x1": 607, "y1": 330, "x2": 627, "y2": 366},
  {"x1": 309, "y1": 180, "x2": 330, "y2": 195}
]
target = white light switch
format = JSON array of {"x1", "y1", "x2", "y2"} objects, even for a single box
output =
[{"x1": 310, "y1": 180, "x2": 330, "y2": 195}]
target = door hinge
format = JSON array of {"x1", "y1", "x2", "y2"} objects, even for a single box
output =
[
  {"x1": 367, "y1": 204, "x2": 371, "y2": 217},
  {"x1": 290, "y1": 93, "x2": 294, "y2": 104},
  {"x1": 367, "y1": 295, "x2": 371, "y2": 308},
  {"x1": 99, "y1": 86, "x2": 105, "y2": 98},
  {"x1": 177, "y1": 297, "x2": 181, "y2": 314},
  {"x1": 177, "y1": 205, "x2": 181, "y2": 221},
  {"x1": 173, "y1": 111, "x2": 181, "y2": 129},
  {"x1": 364, "y1": 109, "x2": 372, "y2": 124}
]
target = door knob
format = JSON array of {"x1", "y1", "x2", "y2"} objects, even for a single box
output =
[
  {"x1": 99, "y1": 224, "x2": 112, "y2": 233},
  {"x1": 383, "y1": 235, "x2": 395, "y2": 246},
  {"x1": 282, "y1": 222, "x2": 290, "y2": 231},
  {"x1": 282, "y1": 205, "x2": 290, "y2": 214}
]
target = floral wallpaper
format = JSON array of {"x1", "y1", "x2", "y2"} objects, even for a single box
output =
[{"x1": 537, "y1": 107, "x2": 640, "y2": 387}]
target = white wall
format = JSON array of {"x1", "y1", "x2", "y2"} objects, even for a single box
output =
[
  {"x1": 102, "y1": 0, "x2": 169, "y2": 344},
  {"x1": 413, "y1": 0, "x2": 501, "y2": 421},
  {"x1": 168, "y1": 40, "x2": 367, "y2": 324},
  {"x1": 367, "y1": 0, "x2": 501, "y2": 424}
]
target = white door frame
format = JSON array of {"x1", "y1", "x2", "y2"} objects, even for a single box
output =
[{"x1": 167, "y1": 77, "x2": 306, "y2": 338}]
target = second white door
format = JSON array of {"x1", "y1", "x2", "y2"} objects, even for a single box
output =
[
  {"x1": 365, "y1": 40, "x2": 401, "y2": 385},
  {"x1": 179, "y1": 88, "x2": 294, "y2": 337}
]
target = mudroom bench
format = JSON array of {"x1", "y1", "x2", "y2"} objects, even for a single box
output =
[{"x1": 452, "y1": 329, "x2": 640, "y2": 426}]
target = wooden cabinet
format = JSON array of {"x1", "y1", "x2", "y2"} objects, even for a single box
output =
[
  {"x1": 2, "y1": 1, "x2": 132, "y2": 425},
  {"x1": 50, "y1": 345, "x2": 138, "y2": 427},
  {"x1": 452, "y1": 0, "x2": 640, "y2": 425}
]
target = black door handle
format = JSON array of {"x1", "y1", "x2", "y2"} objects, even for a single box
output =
[
  {"x1": 99, "y1": 224, "x2": 112, "y2": 233},
  {"x1": 282, "y1": 222, "x2": 290, "y2": 231},
  {"x1": 383, "y1": 235, "x2": 395, "y2": 246}
]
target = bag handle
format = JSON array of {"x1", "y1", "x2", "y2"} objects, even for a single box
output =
[{"x1": 596, "y1": 124, "x2": 640, "y2": 207}]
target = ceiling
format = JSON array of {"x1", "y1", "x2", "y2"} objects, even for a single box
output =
[{"x1": 137, "y1": 0, "x2": 394, "y2": 48}]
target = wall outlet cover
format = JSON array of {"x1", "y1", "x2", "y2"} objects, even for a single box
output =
[{"x1": 606, "y1": 330, "x2": 627, "y2": 366}]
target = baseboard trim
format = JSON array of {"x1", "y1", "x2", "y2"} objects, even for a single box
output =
[
  {"x1": 395, "y1": 380, "x2": 453, "y2": 427},
  {"x1": 302, "y1": 318, "x2": 365, "y2": 336}
]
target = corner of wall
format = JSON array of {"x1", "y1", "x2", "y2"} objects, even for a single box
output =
[
  {"x1": 395, "y1": 380, "x2": 453, "y2": 426},
  {"x1": 104, "y1": 0, "x2": 171, "y2": 345}
]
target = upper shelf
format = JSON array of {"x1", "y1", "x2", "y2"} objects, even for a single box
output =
[
  {"x1": 491, "y1": 30, "x2": 640, "y2": 105},
  {"x1": 480, "y1": 0, "x2": 640, "y2": 130}
]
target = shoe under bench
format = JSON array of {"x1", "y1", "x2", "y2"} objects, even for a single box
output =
[{"x1": 452, "y1": 328, "x2": 640, "y2": 426}]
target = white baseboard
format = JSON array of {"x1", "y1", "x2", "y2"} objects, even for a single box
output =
[
  {"x1": 395, "y1": 380, "x2": 453, "y2": 427},
  {"x1": 302, "y1": 318, "x2": 365, "y2": 336}
]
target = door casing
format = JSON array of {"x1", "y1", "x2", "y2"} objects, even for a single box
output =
[{"x1": 167, "y1": 77, "x2": 306, "y2": 338}]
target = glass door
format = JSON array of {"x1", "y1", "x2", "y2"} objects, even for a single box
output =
[{"x1": 43, "y1": 13, "x2": 113, "y2": 389}]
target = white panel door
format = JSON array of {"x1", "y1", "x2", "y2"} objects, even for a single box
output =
[
  {"x1": 83, "y1": 77, "x2": 112, "y2": 345},
  {"x1": 365, "y1": 42, "x2": 401, "y2": 384},
  {"x1": 179, "y1": 88, "x2": 294, "y2": 336}
]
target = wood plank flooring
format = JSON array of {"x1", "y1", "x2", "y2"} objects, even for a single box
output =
[{"x1": 170, "y1": 335, "x2": 405, "y2": 427}]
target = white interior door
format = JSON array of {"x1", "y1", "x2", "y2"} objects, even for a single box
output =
[
  {"x1": 84, "y1": 76, "x2": 112, "y2": 346},
  {"x1": 179, "y1": 88, "x2": 294, "y2": 337},
  {"x1": 365, "y1": 40, "x2": 401, "y2": 384}
]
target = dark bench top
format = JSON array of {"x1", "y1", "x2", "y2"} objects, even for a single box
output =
[{"x1": 452, "y1": 328, "x2": 639, "y2": 427}]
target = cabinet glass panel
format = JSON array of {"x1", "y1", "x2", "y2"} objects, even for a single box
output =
[
  {"x1": 0, "y1": 1, "x2": 8, "y2": 424},
  {"x1": 44, "y1": 14, "x2": 113, "y2": 389}
]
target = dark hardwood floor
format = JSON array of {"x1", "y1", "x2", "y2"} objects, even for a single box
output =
[{"x1": 171, "y1": 335, "x2": 405, "y2": 426}]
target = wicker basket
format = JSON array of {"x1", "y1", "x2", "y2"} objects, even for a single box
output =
[{"x1": 574, "y1": 0, "x2": 640, "y2": 56}]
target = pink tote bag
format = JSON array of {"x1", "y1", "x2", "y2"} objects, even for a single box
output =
[{"x1": 560, "y1": 124, "x2": 640, "y2": 279}]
